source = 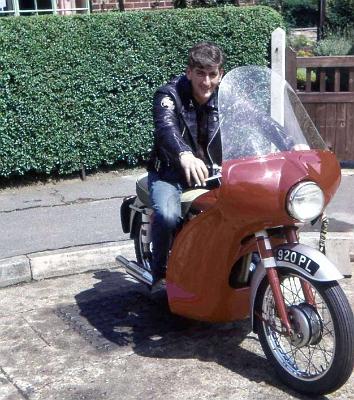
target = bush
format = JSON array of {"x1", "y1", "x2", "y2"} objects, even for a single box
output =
[
  {"x1": 257, "y1": 0, "x2": 318, "y2": 28},
  {"x1": 296, "y1": 49, "x2": 314, "y2": 57},
  {"x1": 314, "y1": 33, "x2": 353, "y2": 56},
  {"x1": 296, "y1": 68, "x2": 316, "y2": 90},
  {"x1": 283, "y1": 0, "x2": 318, "y2": 27},
  {"x1": 327, "y1": 0, "x2": 354, "y2": 31},
  {"x1": 287, "y1": 34, "x2": 315, "y2": 51},
  {"x1": 0, "y1": 7, "x2": 282, "y2": 178},
  {"x1": 256, "y1": 0, "x2": 282, "y2": 11}
]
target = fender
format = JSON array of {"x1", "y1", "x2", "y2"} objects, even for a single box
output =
[
  {"x1": 250, "y1": 243, "x2": 344, "y2": 332},
  {"x1": 128, "y1": 197, "x2": 145, "y2": 238},
  {"x1": 120, "y1": 194, "x2": 146, "y2": 237},
  {"x1": 121, "y1": 195, "x2": 136, "y2": 234}
]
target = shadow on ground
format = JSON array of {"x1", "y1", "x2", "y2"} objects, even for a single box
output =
[{"x1": 55, "y1": 269, "x2": 329, "y2": 400}]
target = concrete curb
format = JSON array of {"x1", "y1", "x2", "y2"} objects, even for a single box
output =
[
  {"x1": 0, "y1": 241, "x2": 135, "y2": 288},
  {"x1": 0, "y1": 256, "x2": 32, "y2": 287},
  {"x1": 0, "y1": 233, "x2": 352, "y2": 289}
]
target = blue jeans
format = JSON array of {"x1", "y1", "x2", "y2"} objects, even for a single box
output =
[{"x1": 148, "y1": 171, "x2": 183, "y2": 282}]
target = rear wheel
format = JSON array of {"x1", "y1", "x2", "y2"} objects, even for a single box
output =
[
  {"x1": 133, "y1": 214, "x2": 152, "y2": 272},
  {"x1": 255, "y1": 270, "x2": 354, "y2": 395}
]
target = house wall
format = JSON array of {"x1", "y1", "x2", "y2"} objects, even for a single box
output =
[
  {"x1": 90, "y1": 0, "x2": 254, "y2": 12},
  {"x1": 91, "y1": 0, "x2": 173, "y2": 12}
]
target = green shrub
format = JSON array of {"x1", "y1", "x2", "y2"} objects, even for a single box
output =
[
  {"x1": 288, "y1": 34, "x2": 310, "y2": 50},
  {"x1": 327, "y1": 0, "x2": 354, "y2": 31},
  {"x1": 257, "y1": 0, "x2": 317, "y2": 27},
  {"x1": 314, "y1": 33, "x2": 353, "y2": 55},
  {"x1": 287, "y1": 34, "x2": 315, "y2": 51},
  {"x1": 296, "y1": 68, "x2": 316, "y2": 90},
  {"x1": 256, "y1": 0, "x2": 282, "y2": 11},
  {"x1": 296, "y1": 49, "x2": 314, "y2": 57},
  {"x1": 0, "y1": 7, "x2": 282, "y2": 178},
  {"x1": 283, "y1": 0, "x2": 318, "y2": 27}
]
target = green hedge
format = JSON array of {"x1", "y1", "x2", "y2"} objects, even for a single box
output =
[{"x1": 0, "y1": 6, "x2": 282, "y2": 177}]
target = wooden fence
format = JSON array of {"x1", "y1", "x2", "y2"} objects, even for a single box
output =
[{"x1": 286, "y1": 51, "x2": 354, "y2": 162}]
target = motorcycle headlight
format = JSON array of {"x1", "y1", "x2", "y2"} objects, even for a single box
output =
[{"x1": 287, "y1": 182, "x2": 325, "y2": 222}]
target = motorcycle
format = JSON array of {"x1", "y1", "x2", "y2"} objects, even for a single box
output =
[{"x1": 118, "y1": 65, "x2": 354, "y2": 395}]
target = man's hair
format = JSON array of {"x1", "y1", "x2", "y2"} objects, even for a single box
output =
[{"x1": 187, "y1": 41, "x2": 225, "y2": 70}]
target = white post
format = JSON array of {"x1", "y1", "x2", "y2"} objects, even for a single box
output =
[
  {"x1": 13, "y1": 0, "x2": 20, "y2": 16},
  {"x1": 271, "y1": 27, "x2": 286, "y2": 127}
]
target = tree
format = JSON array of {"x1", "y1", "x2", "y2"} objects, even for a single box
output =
[
  {"x1": 257, "y1": 0, "x2": 318, "y2": 28},
  {"x1": 327, "y1": 0, "x2": 354, "y2": 30}
]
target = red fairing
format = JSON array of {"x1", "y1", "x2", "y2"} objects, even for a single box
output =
[{"x1": 166, "y1": 150, "x2": 340, "y2": 322}]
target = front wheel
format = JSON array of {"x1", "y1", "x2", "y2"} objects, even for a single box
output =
[{"x1": 255, "y1": 270, "x2": 354, "y2": 395}]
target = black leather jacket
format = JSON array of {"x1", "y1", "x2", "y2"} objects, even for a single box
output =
[{"x1": 148, "y1": 74, "x2": 222, "y2": 183}]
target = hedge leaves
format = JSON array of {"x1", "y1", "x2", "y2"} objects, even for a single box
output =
[{"x1": 0, "y1": 6, "x2": 282, "y2": 177}]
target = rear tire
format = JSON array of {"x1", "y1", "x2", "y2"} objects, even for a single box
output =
[
  {"x1": 133, "y1": 213, "x2": 152, "y2": 272},
  {"x1": 255, "y1": 270, "x2": 354, "y2": 395}
]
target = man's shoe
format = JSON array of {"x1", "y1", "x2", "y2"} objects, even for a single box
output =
[{"x1": 151, "y1": 278, "x2": 166, "y2": 295}]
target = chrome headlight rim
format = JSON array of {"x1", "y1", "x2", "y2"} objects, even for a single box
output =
[{"x1": 287, "y1": 181, "x2": 325, "y2": 223}]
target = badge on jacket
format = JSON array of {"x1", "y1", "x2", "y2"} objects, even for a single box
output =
[{"x1": 161, "y1": 96, "x2": 175, "y2": 110}]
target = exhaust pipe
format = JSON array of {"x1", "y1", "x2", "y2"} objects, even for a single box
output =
[{"x1": 116, "y1": 255, "x2": 153, "y2": 285}]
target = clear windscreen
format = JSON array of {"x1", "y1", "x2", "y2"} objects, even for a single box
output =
[{"x1": 218, "y1": 66, "x2": 327, "y2": 161}]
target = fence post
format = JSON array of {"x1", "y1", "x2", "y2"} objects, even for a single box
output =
[
  {"x1": 272, "y1": 27, "x2": 285, "y2": 79},
  {"x1": 271, "y1": 27, "x2": 286, "y2": 126},
  {"x1": 286, "y1": 47, "x2": 297, "y2": 90}
]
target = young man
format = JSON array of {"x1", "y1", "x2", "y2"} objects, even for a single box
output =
[{"x1": 147, "y1": 41, "x2": 224, "y2": 292}]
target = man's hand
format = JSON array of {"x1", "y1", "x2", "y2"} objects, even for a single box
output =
[{"x1": 179, "y1": 152, "x2": 209, "y2": 187}]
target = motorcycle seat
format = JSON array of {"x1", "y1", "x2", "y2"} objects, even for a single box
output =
[
  {"x1": 136, "y1": 174, "x2": 151, "y2": 207},
  {"x1": 136, "y1": 174, "x2": 210, "y2": 216}
]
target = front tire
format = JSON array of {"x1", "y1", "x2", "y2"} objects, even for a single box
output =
[{"x1": 255, "y1": 270, "x2": 354, "y2": 395}]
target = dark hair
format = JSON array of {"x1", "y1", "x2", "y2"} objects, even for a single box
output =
[{"x1": 187, "y1": 41, "x2": 225, "y2": 70}]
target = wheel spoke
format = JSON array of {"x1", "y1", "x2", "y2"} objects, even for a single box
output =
[
  {"x1": 261, "y1": 273, "x2": 337, "y2": 380},
  {"x1": 258, "y1": 270, "x2": 354, "y2": 393},
  {"x1": 305, "y1": 346, "x2": 322, "y2": 375},
  {"x1": 314, "y1": 343, "x2": 333, "y2": 366},
  {"x1": 322, "y1": 320, "x2": 335, "y2": 337},
  {"x1": 280, "y1": 276, "x2": 305, "y2": 305}
]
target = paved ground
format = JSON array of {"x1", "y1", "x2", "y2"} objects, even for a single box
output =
[
  {"x1": 0, "y1": 167, "x2": 353, "y2": 399},
  {"x1": 0, "y1": 263, "x2": 353, "y2": 400}
]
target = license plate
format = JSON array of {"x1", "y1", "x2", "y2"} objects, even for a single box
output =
[{"x1": 275, "y1": 248, "x2": 320, "y2": 276}]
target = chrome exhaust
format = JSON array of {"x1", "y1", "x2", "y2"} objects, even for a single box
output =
[{"x1": 116, "y1": 255, "x2": 153, "y2": 285}]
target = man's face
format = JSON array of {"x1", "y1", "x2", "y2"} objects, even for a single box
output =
[{"x1": 186, "y1": 65, "x2": 223, "y2": 105}]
